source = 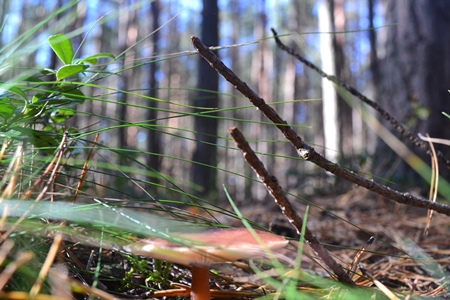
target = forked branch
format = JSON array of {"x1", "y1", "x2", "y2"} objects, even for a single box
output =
[
  {"x1": 229, "y1": 127, "x2": 356, "y2": 286},
  {"x1": 190, "y1": 35, "x2": 450, "y2": 217},
  {"x1": 270, "y1": 28, "x2": 450, "y2": 171}
]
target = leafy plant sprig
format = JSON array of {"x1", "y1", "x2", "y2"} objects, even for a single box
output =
[{"x1": 0, "y1": 33, "x2": 114, "y2": 152}]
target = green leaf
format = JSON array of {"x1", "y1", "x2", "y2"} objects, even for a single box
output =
[
  {"x1": 33, "y1": 98, "x2": 76, "y2": 105},
  {"x1": 58, "y1": 85, "x2": 85, "y2": 102},
  {"x1": 32, "y1": 85, "x2": 85, "y2": 106},
  {"x1": 0, "y1": 99, "x2": 16, "y2": 121},
  {"x1": 48, "y1": 34, "x2": 74, "y2": 65},
  {"x1": 32, "y1": 94, "x2": 43, "y2": 103},
  {"x1": 11, "y1": 127, "x2": 61, "y2": 153},
  {"x1": 41, "y1": 68, "x2": 56, "y2": 75},
  {"x1": 8, "y1": 98, "x2": 27, "y2": 107},
  {"x1": 76, "y1": 52, "x2": 115, "y2": 65},
  {"x1": 56, "y1": 64, "x2": 89, "y2": 81},
  {"x1": 51, "y1": 107, "x2": 75, "y2": 123},
  {"x1": 0, "y1": 84, "x2": 27, "y2": 101},
  {"x1": 19, "y1": 76, "x2": 44, "y2": 83},
  {"x1": 9, "y1": 86, "x2": 27, "y2": 101}
]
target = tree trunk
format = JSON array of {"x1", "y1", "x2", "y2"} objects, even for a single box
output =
[
  {"x1": 146, "y1": 0, "x2": 162, "y2": 180},
  {"x1": 377, "y1": 0, "x2": 450, "y2": 180},
  {"x1": 332, "y1": 0, "x2": 354, "y2": 159},
  {"x1": 191, "y1": 0, "x2": 219, "y2": 200},
  {"x1": 319, "y1": 0, "x2": 339, "y2": 162},
  {"x1": 250, "y1": 0, "x2": 274, "y2": 202},
  {"x1": 225, "y1": 0, "x2": 247, "y2": 203},
  {"x1": 117, "y1": 0, "x2": 137, "y2": 151}
]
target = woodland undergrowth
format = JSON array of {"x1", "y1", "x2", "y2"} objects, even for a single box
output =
[{"x1": 0, "y1": 5, "x2": 450, "y2": 300}]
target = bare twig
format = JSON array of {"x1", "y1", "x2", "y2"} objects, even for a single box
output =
[
  {"x1": 359, "y1": 265, "x2": 400, "y2": 300},
  {"x1": 22, "y1": 131, "x2": 69, "y2": 201},
  {"x1": 349, "y1": 236, "x2": 374, "y2": 276},
  {"x1": 423, "y1": 134, "x2": 439, "y2": 235},
  {"x1": 270, "y1": 28, "x2": 450, "y2": 171},
  {"x1": 228, "y1": 127, "x2": 355, "y2": 286},
  {"x1": 73, "y1": 133, "x2": 99, "y2": 203},
  {"x1": 29, "y1": 234, "x2": 63, "y2": 298},
  {"x1": 190, "y1": 35, "x2": 450, "y2": 217},
  {"x1": 0, "y1": 252, "x2": 34, "y2": 290}
]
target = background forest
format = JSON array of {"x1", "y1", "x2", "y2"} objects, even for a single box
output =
[{"x1": 2, "y1": 0, "x2": 450, "y2": 203}]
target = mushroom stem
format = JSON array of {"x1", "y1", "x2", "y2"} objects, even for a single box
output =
[{"x1": 191, "y1": 265, "x2": 211, "y2": 300}]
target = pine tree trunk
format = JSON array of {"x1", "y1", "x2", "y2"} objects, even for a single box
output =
[
  {"x1": 191, "y1": 0, "x2": 219, "y2": 200},
  {"x1": 146, "y1": 0, "x2": 162, "y2": 179},
  {"x1": 377, "y1": 0, "x2": 450, "y2": 179}
]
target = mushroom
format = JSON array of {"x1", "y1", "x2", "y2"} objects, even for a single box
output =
[{"x1": 124, "y1": 227, "x2": 288, "y2": 300}]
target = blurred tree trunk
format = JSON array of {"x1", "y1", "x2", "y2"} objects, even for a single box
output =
[
  {"x1": 250, "y1": 0, "x2": 273, "y2": 202},
  {"x1": 113, "y1": 0, "x2": 139, "y2": 194},
  {"x1": 191, "y1": 0, "x2": 219, "y2": 200},
  {"x1": 283, "y1": 0, "x2": 299, "y2": 147},
  {"x1": 377, "y1": 0, "x2": 450, "y2": 180},
  {"x1": 146, "y1": 0, "x2": 162, "y2": 183},
  {"x1": 117, "y1": 0, "x2": 137, "y2": 153},
  {"x1": 365, "y1": 0, "x2": 379, "y2": 160},
  {"x1": 99, "y1": 21, "x2": 114, "y2": 134},
  {"x1": 225, "y1": 0, "x2": 246, "y2": 203},
  {"x1": 368, "y1": 0, "x2": 380, "y2": 89},
  {"x1": 319, "y1": 0, "x2": 339, "y2": 162},
  {"x1": 332, "y1": 0, "x2": 354, "y2": 159},
  {"x1": 276, "y1": 0, "x2": 299, "y2": 195}
]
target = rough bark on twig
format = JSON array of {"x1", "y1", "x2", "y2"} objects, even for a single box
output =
[
  {"x1": 190, "y1": 35, "x2": 450, "y2": 217},
  {"x1": 270, "y1": 28, "x2": 450, "y2": 172},
  {"x1": 229, "y1": 127, "x2": 355, "y2": 286}
]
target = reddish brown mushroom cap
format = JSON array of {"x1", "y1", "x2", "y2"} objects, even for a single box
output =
[
  {"x1": 124, "y1": 228, "x2": 288, "y2": 300},
  {"x1": 124, "y1": 227, "x2": 288, "y2": 266}
]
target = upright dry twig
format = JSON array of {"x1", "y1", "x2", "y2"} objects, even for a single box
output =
[
  {"x1": 29, "y1": 234, "x2": 63, "y2": 298},
  {"x1": 229, "y1": 127, "x2": 355, "y2": 286},
  {"x1": 270, "y1": 28, "x2": 450, "y2": 171},
  {"x1": 72, "y1": 133, "x2": 99, "y2": 203},
  {"x1": 190, "y1": 35, "x2": 450, "y2": 217},
  {"x1": 422, "y1": 134, "x2": 439, "y2": 235},
  {"x1": 349, "y1": 236, "x2": 374, "y2": 277},
  {"x1": 0, "y1": 252, "x2": 34, "y2": 290},
  {"x1": 22, "y1": 131, "x2": 69, "y2": 201},
  {"x1": 359, "y1": 265, "x2": 400, "y2": 300}
]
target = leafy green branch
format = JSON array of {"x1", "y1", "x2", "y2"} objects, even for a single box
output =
[{"x1": 0, "y1": 33, "x2": 114, "y2": 152}]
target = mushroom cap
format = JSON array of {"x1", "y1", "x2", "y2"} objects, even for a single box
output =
[{"x1": 124, "y1": 227, "x2": 288, "y2": 266}]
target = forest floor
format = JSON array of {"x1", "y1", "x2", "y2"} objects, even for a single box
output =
[
  {"x1": 62, "y1": 186, "x2": 450, "y2": 299},
  {"x1": 218, "y1": 186, "x2": 450, "y2": 299}
]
